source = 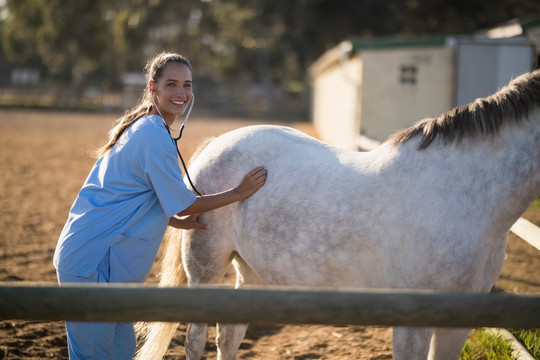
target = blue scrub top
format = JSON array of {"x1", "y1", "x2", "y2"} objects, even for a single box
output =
[{"x1": 53, "y1": 115, "x2": 197, "y2": 282}]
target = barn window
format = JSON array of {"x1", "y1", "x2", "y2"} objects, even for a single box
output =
[{"x1": 400, "y1": 65, "x2": 417, "y2": 85}]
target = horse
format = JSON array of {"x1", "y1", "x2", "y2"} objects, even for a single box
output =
[{"x1": 136, "y1": 69, "x2": 540, "y2": 359}]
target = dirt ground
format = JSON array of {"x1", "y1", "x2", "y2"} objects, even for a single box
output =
[{"x1": 0, "y1": 109, "x2": 539, "y2": 359}]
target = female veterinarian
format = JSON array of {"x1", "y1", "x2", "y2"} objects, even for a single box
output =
[{"x1": 53, "y1": 52, "x2": 267, "y2": 359}]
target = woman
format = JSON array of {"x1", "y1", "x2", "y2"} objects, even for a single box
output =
[{"x1": 53, "y1": 52, "x2": 267, "y2": 359}]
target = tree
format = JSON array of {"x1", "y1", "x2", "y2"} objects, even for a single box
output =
[
  {"x1": 2, "y1": 0, "x2": 112, "y2": 94},
  {"x1": 1, "y1": 0, "x2": 538, "y2": 112}
]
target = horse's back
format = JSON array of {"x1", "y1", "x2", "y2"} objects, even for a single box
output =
[
  {"x1": 185, "y1": 124, "x2": 501, "y2": 291},
  {"x1": 189, "y1": 125, "x2": 357, "y2": 193},
  {"x1": 186, "y1": 125, "x2": 388, "y2": 287}
]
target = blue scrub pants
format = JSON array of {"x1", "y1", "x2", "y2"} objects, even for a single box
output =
[{"x1": 57, "y1": 251, "x2": 136, "y2": 360}]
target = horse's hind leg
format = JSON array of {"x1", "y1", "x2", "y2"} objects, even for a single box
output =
[
  {"x1": 393, "y1": 327, "x2": 433, "y2": 360},
  {"x1": 216, "y1": 323, "x2": 249, "y2": 360},
  {"x1": 185, "y1": 323, "x2": 209, "y2": 360},
  {"x1": 216, "y1": 256, "x2": 263, "y2": 360},
  {"x1": 427, "y1": 328, "x2": 470, "y2": 359},
  {"x1": 183, "y1": 230, "x2": 235, "y2": 360}
]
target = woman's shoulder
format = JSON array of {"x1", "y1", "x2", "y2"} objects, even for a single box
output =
[
  {"x1": 129, "y1": 115, "x2": 167, "y2": 138},
  {"x1": 136, "y1": 115, "x2": 174, "y2": 152},
  {"x1": 133, "y1": 114, "x2": 162, "y2": 130},
  {"x1": 117, "y1": 115, "x2": 168, "y2": 151}
]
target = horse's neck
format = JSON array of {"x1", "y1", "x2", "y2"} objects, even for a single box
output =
[
  {"x1": 391, "y1": 110, "x2": 540, "y2": 232},
  {"x1": 462, "y1": 112, "x2": 539, "y2": 226}
]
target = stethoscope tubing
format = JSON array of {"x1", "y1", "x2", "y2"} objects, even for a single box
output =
[{"x1": 152, "y1": 93, "x2": 203, "y2": 196}]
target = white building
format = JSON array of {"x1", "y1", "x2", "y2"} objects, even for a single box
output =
[{"x1": 309, "y1": 18, "x2": 539, "y2": 150}]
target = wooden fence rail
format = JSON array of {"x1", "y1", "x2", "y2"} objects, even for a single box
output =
[{"x1": 1, "y1": 283, "x2": 540, "y2": 329}]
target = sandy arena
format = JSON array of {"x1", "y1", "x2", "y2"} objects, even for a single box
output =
[{"x1": 0, "y1": 109, "x2": 539, "y2": 359}]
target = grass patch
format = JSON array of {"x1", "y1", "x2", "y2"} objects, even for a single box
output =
[
  {"x1": 510, "y1": 329, "x2": 540, "y2": 358},
  {"x1": 460, "y1": 328, "x2": 517, "y2": 360}
]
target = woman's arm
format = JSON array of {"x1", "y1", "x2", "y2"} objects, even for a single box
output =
[
  {"x1": 168, "y1": 213, "x2": 208, "y2": 229},
  {"x1": 177, "y1": 165, "x2": 267, "y2": 216}
]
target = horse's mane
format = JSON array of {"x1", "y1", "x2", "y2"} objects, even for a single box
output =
[{"x1": 388, "y1": 68, "x2": 540, "y2": 149}]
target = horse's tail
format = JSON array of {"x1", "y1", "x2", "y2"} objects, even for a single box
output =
[{"x1": 135, "y1": 227, "x2": 187, "y2": 360}]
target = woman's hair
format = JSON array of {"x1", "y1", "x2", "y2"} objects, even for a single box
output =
[{"x1": 95, "y1": 52, "x2": 192, "y2": 157}]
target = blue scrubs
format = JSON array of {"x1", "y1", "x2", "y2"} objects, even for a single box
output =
[{"x1": 54, "y1": 114, "x2": 197, "y2": 359}]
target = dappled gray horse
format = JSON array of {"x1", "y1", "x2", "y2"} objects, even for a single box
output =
[{"x1": 137, "y1": 69, "x2": 540, "y2": 359}]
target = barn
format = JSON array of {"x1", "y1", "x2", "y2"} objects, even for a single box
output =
[{"x1": 309, "y1": 17, "x2": 540, "y2": 150}]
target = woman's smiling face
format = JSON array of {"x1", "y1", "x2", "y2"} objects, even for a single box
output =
[{"x1": 151, "y1": 62, "x2": 193, "y2": 125}]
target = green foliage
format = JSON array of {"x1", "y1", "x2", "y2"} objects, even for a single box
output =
[
  {"x1": 1, "y1": 0, "x2": 43, "y2": 62},
  {"x1": 510, "y1": 329, "x2": 540, "y2": 358},
  {"x1": 460, "y1": 329, "x2": 516, "y2": 360},
  {"x1": 0, "y1": 0, "x2": 539, "y2": 99}
]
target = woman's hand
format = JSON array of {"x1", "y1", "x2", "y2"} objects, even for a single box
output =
[
  {"x1": 176, "y1": 165, "x2": 268, "y2": 217},
  {"x1": 168, "y1": 213, "x2": 208, "y2": 229},
  {"x1": 234, "y1": 166, "x2": 267, "y2": 199}
]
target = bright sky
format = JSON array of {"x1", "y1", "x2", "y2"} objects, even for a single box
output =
[{"x1": 0, "y1": 0, "x2": 7, "y2": 22}]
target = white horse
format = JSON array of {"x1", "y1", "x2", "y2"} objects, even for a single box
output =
[{"x1": 137, "y1": 69, "x2": 540, "y2": 359}]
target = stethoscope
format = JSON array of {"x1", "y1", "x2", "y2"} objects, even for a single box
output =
[{"x1": 151, "y1": 92, "x2": 203, "y2": 196}]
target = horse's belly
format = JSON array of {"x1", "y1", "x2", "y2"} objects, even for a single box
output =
[{"x1": 236, "y1": 231, "x2": 386, "y2": 288}]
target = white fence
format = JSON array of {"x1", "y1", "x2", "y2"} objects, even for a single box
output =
[{"x1": 510, "y1": 217, "x2": 540, "y2": 251}]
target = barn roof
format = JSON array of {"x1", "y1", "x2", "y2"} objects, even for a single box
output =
[
  {"x1": 347, "y1": 36, "x2": 446, "y2": 51},
  {"x1": 309, "y1": 35, "x2": 447, "y2": 76}
]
